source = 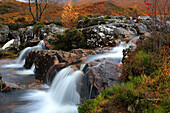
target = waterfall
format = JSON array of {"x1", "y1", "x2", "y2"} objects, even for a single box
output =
[
  {"x1": 2, "y1": 39, "x2": 15, "y2": 50},
  {"x1": 0, "y1": 40, "x2": 45, "y2": 69},
  {"x1": 16, "y1": 40, "x2": 45, "y2": 64},
  {"x1": 86, "y1": 41, "x2": 135, "y2": 63},
  {"x1": 14, "y1": 66, "x2": 83, "y2": 113},
  {"x1": 14, "y1": 64, "x2": 35, "y2": 75}
]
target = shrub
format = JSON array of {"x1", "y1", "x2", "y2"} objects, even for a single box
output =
[
  {"x1": 51, "y1": 28, "x2": 86, "y2": 51},
  {"x1": 33, "y1": 22, "x2": 46, "y2": 36},
  {"x1": 121, "y1": 51, "x2": 158, "y2": 81},
  {"x1": 14, "y1": 17, "x2": 26, "y2": 23}
]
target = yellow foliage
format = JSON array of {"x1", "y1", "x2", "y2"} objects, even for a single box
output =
[{"x1": 61, "y1": 0, "x2": 79, "y2": 28}]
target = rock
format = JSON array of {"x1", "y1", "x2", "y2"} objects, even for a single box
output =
[
  {"x1": 18, "y1": 28, "x2": 25, "y2": 43},
  {"x1": 138, "y1": 23, "x2": 148, "y2": 34},
  {"x1": 82, "y1": 23, "x2": 137, "y2": 48},
  {"x1": 25, "y1": 40, "x2": 40, "y2": 47},
  {"x1": 71, "y1": 49, "x2": 87, "y2": 57},
  {"x1": 19, "y1": 26, "x2": 34, "y2": 43},
  {"x1": 24, "y1": 50, "x2": 84, "y2": 82},
  {"x1": 0, "y1": 74, "x2": 12, "y2": 92},
  {"x1": 138, "y1": 16, "x2": 151, "y2": 20},
  {"x1": 0, "y1": 25, "x2": 9, "y2": 43},
  {"x1": 9, "y1": 31, "x2": 19, "y2": 39},
  {"x1": 0, "y1": 74, "x2": 3, "y2": 89},
  {"x1": 80, "y1": 60, "x2": 121, "y2": 99},
  {"x1": 144, "y1": 32, "x2": 151, "y2": 38},
  {"x1": 25, "y1": 26, "x2": 34, "y2": 41},
  {"x1": 45, "y1": 24, "x2": 66, "y2": 35}
]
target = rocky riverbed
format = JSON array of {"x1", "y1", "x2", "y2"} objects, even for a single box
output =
[{"x1": 0, "y1": 15, "x2": 168, "y2": 113}]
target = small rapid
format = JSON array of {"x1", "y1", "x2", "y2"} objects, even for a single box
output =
[
  {"x1": 0, "y1": 40, "x2": 45, "y2": 71},
  {"x1": 11, "y1": 40, "x2": 135, "y2": 113},
  {"x1": 14, "y1": 67, "x2": 84, "y2": 113},
  {"x1": 86, "y1": 41, "x2": 135, "y2": 63}
]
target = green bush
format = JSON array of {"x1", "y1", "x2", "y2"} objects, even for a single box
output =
[
  {"x1": 51, "y1": 28, "x2": 86, "y2": 51},
  {"x1": 33, "y1": 22, "x2": 46, "y2": 35},
  {"x1": 78, "y1": 88, "x2": 112, "y2": 113},
  {"x1": 121, "y1": 51, "x2": 158, "y2": 81},
  {"x1": 104, "y1": 15, "x2": 111, "y2": 19}
]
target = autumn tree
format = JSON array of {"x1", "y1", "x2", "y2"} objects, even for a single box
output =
[
  {"x1": 28, "y1": 0, "x2": 60, "y2": 23},
  {"x1": 61, "y1": 0, "x2": 79, "y2": 28}
]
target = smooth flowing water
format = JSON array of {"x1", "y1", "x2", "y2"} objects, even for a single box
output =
[
  {"x1": 86, "y1": 41, "x2": 135, "y2": 63},
  {"x1": 0, "y1": 40, "x2": 136, "y2": 113},
  {"x1": 2, "y1": 39, "x2": 15, "y2": 50},
  {"x1": 0, "y1": 40, "x2": 45, "y2": 72},
  {"x1": 14, "y1": 67, "x2": 83, "y2": 113}
]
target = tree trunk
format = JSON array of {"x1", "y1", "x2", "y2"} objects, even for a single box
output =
[
  {"x1": 35, "y1": 0, "x2": 39, "y2": 22},
  {"x1": 29, "y1": 0, "x2": 35, "y2": 22}
]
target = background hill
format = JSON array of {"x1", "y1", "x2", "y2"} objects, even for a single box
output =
[{"x1": 0, "y1": 0, "x2": 144, "y2": 29}]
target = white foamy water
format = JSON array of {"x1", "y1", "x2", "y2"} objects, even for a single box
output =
[
  {"x1": 14, "y1": 65, "x2": 35, "y2": 75},
  {"x1": 0, "y1": 40, "x2": 45, "y2": 69},
  {"x1": 14, "y1": 67, "x2": 83, "y2": 113},
  {"x1": 86, "y1": 41, "x2": 136, "y2": 63},
  {"x1": 2, "y1": 39, "x2": 15, "y2": 50}
]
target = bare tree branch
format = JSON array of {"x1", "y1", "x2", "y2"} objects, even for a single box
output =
[{"x1": 29, "y1": 0, "x2": 35, "y2": 21}]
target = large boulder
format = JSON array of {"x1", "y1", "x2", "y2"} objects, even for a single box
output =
[
  {"x1": 82, "y1": 23, "x2": 137, "y2": 48},
  {"x1": 0, "y1": 25, "x2": 10, "y2": 43},
  {"x1": 79, "y1": 59, "x2": 121, "y2": 99},
  {"x1": 24, "y1": 50, "x2": 84, "y2": 82},
  {"x1": 9, "y1": 31, "x2": 19, "y2": 39},
  {"x1": 19, "y1": 26, "x2": 34, "y2": 43},
  {"x1": 45, "y1": 24, "x2": 66, "y2": 35},
  {"x1": 137, "y1": 23, "x2": 148, "y2": 34}
]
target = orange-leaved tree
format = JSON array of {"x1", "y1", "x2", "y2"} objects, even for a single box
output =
[{"x1": 61, "y1": 0, "x2": 79, "y2": 28}]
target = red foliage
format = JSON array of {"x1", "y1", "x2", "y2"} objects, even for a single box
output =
[{"x1": 154, "y1": 37, "x2": 158, "y2": 41}]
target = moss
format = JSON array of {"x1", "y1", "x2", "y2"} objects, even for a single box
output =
[
  {"x1": 104, "y1": 15, "x2": 111, "y2": 19},
  {"x1": 33, "y1": 22, "x2": 46, "y2": 35},
  {"x1": 0, "y1": 50, "x2": 17, "y2": 58}
]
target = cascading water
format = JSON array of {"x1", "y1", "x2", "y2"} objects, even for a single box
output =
[
  {"x1": 2, "y1": 39, "x2": 15, "y2": 50},
  {"x1": 12, "y1": 41, "x2": 136, "y2": 113},
  {"x1": 16, "y1": 40, "x2": 45, "y2": 64},
  {"x1": 84, "y1": 41, "x2": 136, "y2": 99},
  {"x1": 86, "y1": 41, "x2": 136, "y2": 63},
  {"x1": 14, "y1": 64, "x2": 35, "y2": 75},
  {"x1": 0, "y1": 40, "x2": 45, "y2": 69},
  {"x1": 14, "y1": 66, "x2": 84, "y2": 113}
]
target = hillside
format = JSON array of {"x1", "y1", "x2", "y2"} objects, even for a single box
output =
[
  {"x1": 0, "y1": 1, "x2": 144, "y2": 29},
  {"x1": 76, "y1": 0, "x2": 145, "y2": 8}
]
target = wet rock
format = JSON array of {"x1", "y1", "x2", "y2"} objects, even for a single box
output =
[
  {"x1": 9, "y1": 31, "x2": 19, "y2": 39},
  {"x1": 0, "y1": 25, "x2": 10, "y2": 43},
  {"x1": 0, "y1": 48, "x2": 2, "y2": 56},
  {"x1": 80, "y1": 60, "x2": 121, "y2": 99},
  {"x1": 25, "y1": 40, "x2": 40, "y2": 47},
  {"x1": 0, "y1": 74, "x2": 12, "y2": 92},
  {"x1": 0, "y1": 74, "x2": 3, "y2": 89},
  {"x1": 24, "y1": 50, "x2": 84, "y2": 82}
]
